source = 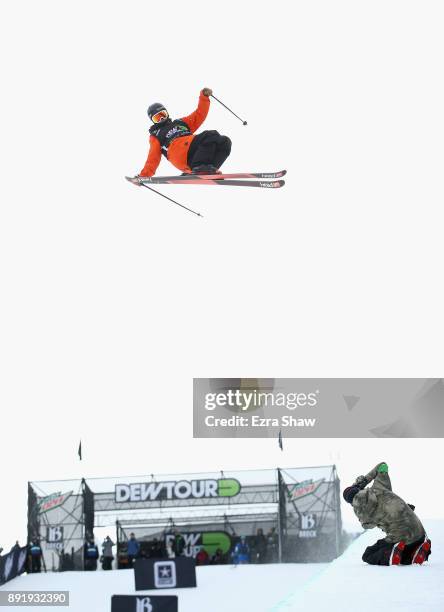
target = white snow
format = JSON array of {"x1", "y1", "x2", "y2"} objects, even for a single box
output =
[
  {"x1": 0, "y1": 561, "x2": 325, "y2": 612},
  {"x1": 1, "y1": 521, "x2": 443, "y2": 611},
  {"x1": 270, "y1": 520, "x2": 444, "y2": 612}
]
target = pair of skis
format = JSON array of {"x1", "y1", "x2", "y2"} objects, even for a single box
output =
[{"x1": 125, "y1": 170, "x2": 286, "y2": 217}]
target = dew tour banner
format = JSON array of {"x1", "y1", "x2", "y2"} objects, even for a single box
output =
[
  {"x1": 112, "y1": 595, "x2": 178, "y2": 612},
  {"x1": 193, "y1": 378, "x2": 444, "y2": 437},
  {"x1": 0, "y1": 546, "x2": 28, "y2": 586},
  {"x1": 165, "y1": 531, "x2": 232, "y2": 558},
  {"x1": 38, "y1": 491, "x2": 73, "y2": 513},
  {"x1": 134, "y1": 558, "x2": 197, "y2": 591},
  {"x1": 115, "y1": 478, "x2": 241, "y2": 503}
]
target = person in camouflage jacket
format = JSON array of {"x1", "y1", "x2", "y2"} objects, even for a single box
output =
[{"x1": 343, "y1": 462, "x2": 431, "y2": 565}]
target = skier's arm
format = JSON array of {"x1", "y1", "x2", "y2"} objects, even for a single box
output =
[
  {"x1": 181, "y1": 90, "x2": 211, "y2": 133},
  {"x1": 139, "y1": 136, "x2": 162, "y2": 177},
  {"x1": 364, "y1": 462, "x2": 392, "y2": 493}
]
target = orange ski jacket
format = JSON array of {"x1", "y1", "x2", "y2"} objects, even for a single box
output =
[{"x1": 139, "y1": 91, "x2": 210, "y2": 177}]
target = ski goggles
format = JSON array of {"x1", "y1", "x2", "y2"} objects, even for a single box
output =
[{"x1": 151, "y1": 109, "x2": 169, "y2": 123}]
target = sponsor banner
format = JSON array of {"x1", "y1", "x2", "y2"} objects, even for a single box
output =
[
  {"x1": 38, "y1": 491, "x2": 73, "y2": 514},
  {"x1": 46, "y1": 526, "x2": 64, "y2": 550},
  {"x1": 288, "y1": 479, "x2": 324, "y2": 500},
  {"x1": 165, "y1": 532, "x2": 231, "y2": 558},
  {"x1": 134, "y1": 558, "x2": 196, "y2": 591},
  {"x1": 115, "y1": 478, "x2": 241, "y2": 503},
  {"x1": 112, "y1": 595, "x2": 178, "y2": 612},
  {"x1": 193, "y1": 378, "x2": 444, "y2": 438},
  {"x1": 299, "y1": 514, "x2": 318, "y2": 538},
  {"x1": 0, "y1": 546, "x2": 28, "y2": 586}
]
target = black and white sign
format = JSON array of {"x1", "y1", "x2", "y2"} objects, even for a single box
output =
[
  {"x1": 299, "y1": 513, "x2": 317, "y2": 538},
  {"x1": 46, "y1": 526, "x2": 64, "y2": 550},
  {"x1": 154, "y1": 561, "x2": 176, "y2": 588},
  {"x1": 134, "y1": 557, "x2": 196, "y2": 591},
  {"x1": 111, "y1": 595, "x2": 178, "y2": 612}
]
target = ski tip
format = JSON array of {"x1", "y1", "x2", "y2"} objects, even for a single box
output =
[
  {"x1": 270, "y1": 180, "x2": 285, "y2": 188},
  {"x1": 125, "y1": 176, "x2": 140, "y2": 186}
]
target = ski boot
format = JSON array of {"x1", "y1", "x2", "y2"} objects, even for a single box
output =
[
  {"x1": 389, "y1": 541, "x2": 406, "y2": 565},
  {"x1": 412, "y1": 537, "x2": 431, "y2": 564},
  {"x1": 191, "y1": 164, "x2": 221, "y2": 175}
]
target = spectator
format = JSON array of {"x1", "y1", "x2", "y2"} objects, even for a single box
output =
[
  {"x1": 266, "y1": 527, "x2": 278, "y2": 562},
  {"x1": 211, "y1": 548, "x2": 226, "y2": 565},
  {"x1": 149, "y1": 538, "x2": 164, "y2": 559},
  {"x1": 166, "y1": 538, "x2": 175, "y2": 559},
  {"x1": 0, "y1": 546, "x2": 3, "y2": 556},
  {"x1": 101, "y1": 536, "x2": 114, "y2": 570},
  {"x1": 195, "y1": 547, "x2": 209, "y2": 565},
  {"x1": 127, "y1": 533, "x2": 140, "y2": 568},
  {"x1": 60, "y1": 552, "x2": 74, "y2": 572},
  {"x1": 173, "y1": 531, "x2": 185, "y2": 557},
  {"x1": 29, "y1": 540, "x2": 42, "y2": 573},
  {"x1": 252, "y1": 528, "x2": 267, "y2": 563},
  {"x1": 232, "y1": 536, "x2": 250, "y2": 565},
  {"x1": 11, "y1": 541, "x2": 21, "y2": 553},
  {"x1": 84, "y1": 540, "x2": 99, "y2": 571}
]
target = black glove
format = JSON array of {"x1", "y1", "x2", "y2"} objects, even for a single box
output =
[
  {"x1": 354, "y1": 475, "x2": 368, "y2": 489},
  {"x1": 408, "y1": 503, "x2": 415, "y2": 511}
]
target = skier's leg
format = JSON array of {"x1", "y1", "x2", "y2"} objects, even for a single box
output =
[
  {"x1": 187, "y1": 131, "x2": 217, "y2": 169},
  {"x1": 362, "y1": 538, "x2": 399, "y2": 565},
  {"x1": 213, "y1": 135, "x2": 232, "y2": 169},
  {"x1": 410, "y1": 537, "x2": 432, "y2": 565}
]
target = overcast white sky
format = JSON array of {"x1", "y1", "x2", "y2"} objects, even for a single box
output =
[{"x1": 1, "y1": 0, "x2": 444, "y2": 550}]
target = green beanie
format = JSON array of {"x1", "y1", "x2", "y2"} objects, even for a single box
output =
[{"x1": 378, "y1": 463, "x2": 389, "y2": 473}]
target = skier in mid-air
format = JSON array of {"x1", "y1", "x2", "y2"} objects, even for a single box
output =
[
  {"x1": 343, "y1": 462, "x2": 431, "y2": 565},
  {"x1": 136, "y1": 88, "x2": 232, "y2": 178}
]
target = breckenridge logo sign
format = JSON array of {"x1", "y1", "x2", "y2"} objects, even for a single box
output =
[{"x1": 115, "y1": 478, "x2": 241, "y2": 503}]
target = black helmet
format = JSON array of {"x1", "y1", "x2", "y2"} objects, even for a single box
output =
[{"x1": 147, "y1": 102, "x2": 169, "y2": 124}]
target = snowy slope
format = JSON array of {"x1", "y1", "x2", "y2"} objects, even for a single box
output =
[
  {"x1": 2, "y1": 521, "x2": 443, "y2": 611},
  {"x1": 0, "y1": 562, "x2": 325, "y2": 612},
  {"x1": 269, "y1": 520, "x2": 444, "y2": 612}
]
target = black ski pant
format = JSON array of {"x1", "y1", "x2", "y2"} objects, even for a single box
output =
[
  {"x1": 187, "y1": 130, "x2": 231, "y2": 169},
  {"x1": 362, "y1": 536, "x2": 429, "y2": 566},
  {"x1": 31, "y1": 557, "x2": 41, "y2": 573}
]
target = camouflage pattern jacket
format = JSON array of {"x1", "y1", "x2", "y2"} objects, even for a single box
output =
[{"x1": 352, "y1": 462, "x2": 425, "y2": 544}]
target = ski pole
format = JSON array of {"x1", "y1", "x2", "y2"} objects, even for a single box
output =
[
  {"x1": 210, "y1": 94, "x2": 248, "y2": 125},
  {"x1": 139, "y1": 182, "x2": 203, "y2": 218}
]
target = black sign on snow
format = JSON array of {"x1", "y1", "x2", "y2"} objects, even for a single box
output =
[
  {"x1": 111, "y1": 595, "x2": 178, "y2": 612},
  {"x1": 134, "y1": 557, "x2": 197, "y2": 591}
]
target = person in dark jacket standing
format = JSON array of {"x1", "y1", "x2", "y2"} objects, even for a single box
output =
[
  {"x1": 252, "y1": 528, "x2": 267, "y2": 563},
  {"x1": 29, "y1": 541, "x2": 42, "y2": 573},
  {"x1": 173, "y1": 531, "x2": 185, "y2": 557},
  {"x1": 127, "y1": 533, "x2": 140, "y2": 568},
  {"x1": 84, "y1": 540, "x2": 99, "y2": 571},
  {"x1": 343, "y1": 462, "x2": 431, "y2": 565},
  {"x1": 101, "y1": 536, "x2": 114, "y2": 570}
]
